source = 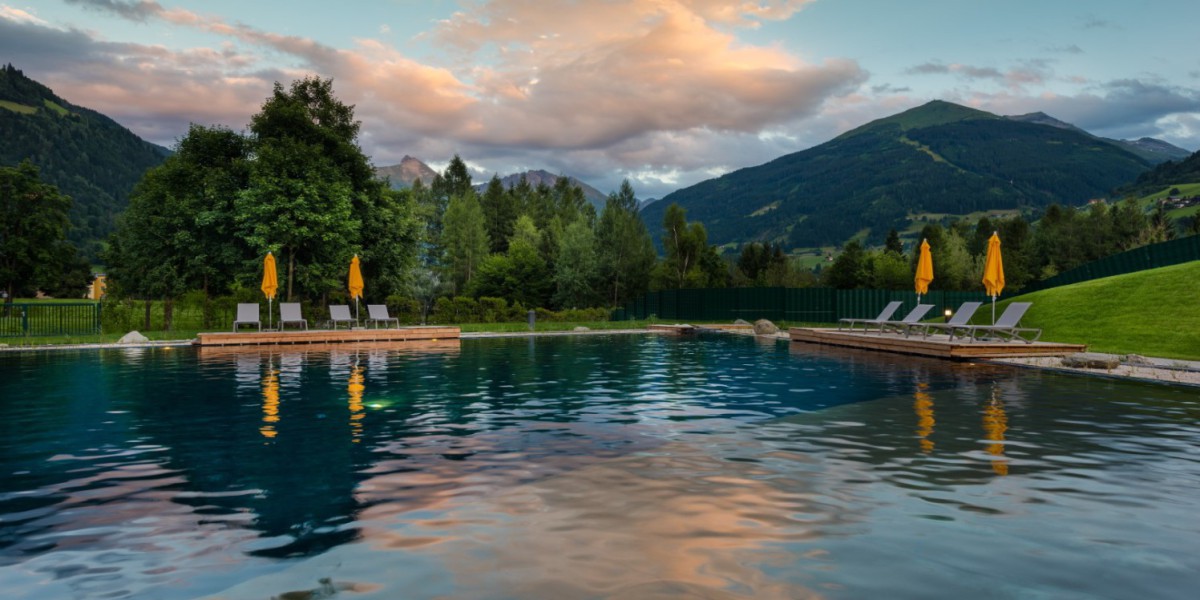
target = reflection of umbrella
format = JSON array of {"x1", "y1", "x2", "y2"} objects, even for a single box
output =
[
  {"x1": 348, "y1": 363, "x2": 365, "y2": 443},
  {"x1": 260, "y1": 364, "x2": 280, "y2": 439},
  {"x1": 914, "y1": 381, "x2": 934, "y2": 453},
  {"x1": 982, "y1": 232, "x2": 1005, "y2": 324},
  {"x1": 983, "y1": 385, "x2": 1008, "y2": 476},
  {"x1": 262, "y1": 252, "x2": 278, "y2": 329},
  {"x1": 915, "y1": 238, "x2": 934, "y2": 304},
  {"x1": 349, "y1": 255, "x2": 364, "y2": 325}
]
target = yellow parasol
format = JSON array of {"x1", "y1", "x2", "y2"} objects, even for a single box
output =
[
  {"x1": 91, "y1": 275, "x2": 105, "y2": 301},
  {"x1": 982, "y1": 232, "x2": 1005, "y2": 324},
  {"x1": 914, "y1": 238, "x2": 934, "y2": 304},
  {"x1": 348, "y1": 255, "x2": 364, "y2": 325},
  {"x1": 261, "y1": 252, "x2": 278, "y2": 329}
]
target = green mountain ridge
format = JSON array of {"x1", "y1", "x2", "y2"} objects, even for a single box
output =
[
  {"x1": 0, "y1": 64, "x2": 170, "y2": 259},
  {"x1": 642, "y1": 100, "x2": 1154, "y2": 250}
]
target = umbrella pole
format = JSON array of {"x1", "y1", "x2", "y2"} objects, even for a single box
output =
[
  {"x1": 355, "y1": 297, "x2": 360, "y2": 328},
  {"x1": 268, "y1": 298, "x2": 273, "y2": 330},
  {"x1": 992, "y1": 295, "x2": 996, "y2": 325}
]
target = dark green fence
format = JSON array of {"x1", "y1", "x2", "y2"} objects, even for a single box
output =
[
  {"x1": 0, "y1": 303, "x2": 102, "y2": 337},
  {"x1": 612, "y1": 288, "x2": 986, "y2": 323},
  {"x1": 1022, "y1": 235, "x2": 1200, "y2": 293}
]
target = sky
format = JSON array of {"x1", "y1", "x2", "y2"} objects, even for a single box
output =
[{"x1": 2, "y1": 0, "x2": 1199, "y2": 199}]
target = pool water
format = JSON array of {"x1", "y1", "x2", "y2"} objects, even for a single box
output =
[{"x1": 1, "y1": 334, "x2": 1198, "y2": 599}]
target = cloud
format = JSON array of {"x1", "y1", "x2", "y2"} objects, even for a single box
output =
[
  {"x1": 19, "y1": 0, "x2": 864, "y2": 197},
  {"x1": 953, "y1": 78, "x2": 1200, "y2": 150},
  {"x1": 1, "y1": 4, "x2": 50, "y2": 26},
  {"x1": 905, "y1": 59, "x2": 1054, "y2": 92},
  {"x1": 1046, "y1": 44, "x2": 1083, "y2": 55}
]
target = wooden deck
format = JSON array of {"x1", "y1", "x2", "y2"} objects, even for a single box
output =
[
  {"x1": 789, "y1": 327, "x2": 1085, "y2": 359},
  {"x1": 195, "y1": 326, "x2": 459, "y2": 347}
]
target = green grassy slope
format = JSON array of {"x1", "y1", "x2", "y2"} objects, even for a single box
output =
[{"x1": 1002, "y1": 260, "x2": 1200, "y2": 360}]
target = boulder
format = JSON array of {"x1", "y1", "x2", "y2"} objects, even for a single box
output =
[
  {"x1": 1122, "y1": 354, "x2": 1153, "y2": 366},
  {"x1": 118, "y1": 331, "x2": 150, "y2": 344},
  {"x1": 753, "y1": 319, "x2": 779, "y2": 335},
  {"x1": 573, "y1": 326, "x2": 590, "y2": 332},
  {"x1": 1061, "y1": 353, "x2": 1120, "y2": 370}
]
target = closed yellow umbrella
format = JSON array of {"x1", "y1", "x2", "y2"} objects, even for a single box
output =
[
  {"x1": 261, "y1": 252, "x2": 278, "y2": 329},
  {"x1": 914, "y1": 238, "x2": 934, "y2": 304},
  {"x1": 348, "y1": 255, "x2": 364, "y2": 324},
  {"x1": 982, "y1": 232, "x2": 1005, "y2": 324},
  {"x1": 91, "y1": 275, "x2": 105, "y2": 300}
]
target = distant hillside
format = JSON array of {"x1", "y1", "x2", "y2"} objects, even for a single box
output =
[
  {"x1": 375, "y1": 155, "x2": 438, "y2": 189},
  {"x1": 1117, "y1": 149, "x2": 1200, "y2": 197},
  {"x1": 1007, "y1": 111, "x2": 1191, "y2": 164},
  {"x1": 0, "y1": 64, "x2": 170, "y2": 259},
  {"x1": 643, "y1": 100, "x2": 1152, "y2": 249},
  {"x1": 474, "y1": 169, "x2": 609, "y2": 212}
]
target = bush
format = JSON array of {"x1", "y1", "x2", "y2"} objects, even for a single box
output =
[
  {"x1": 477, "y1": 297, "x2": 507, "y2": 323},
  {"x1": 385, "y1": 295, "x2": 422, "y2": 325}
]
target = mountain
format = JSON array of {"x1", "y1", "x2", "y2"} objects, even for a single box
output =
[
  {"x1": 375, "y1": 155, "x2": 438, "y2": 189},
  {"x1": 642, "y1": 100, "x2": 1153, "y2": 250},
  {"x1": 0, "y1": 64, "x2": 170, "y2": 259},
  {"x1": 1006, "y1": 111, "x2": 1190, "y2": 164},
  {"x1": 473, "y1": 169, "x2": 609, "y2": 212},
  {"x1": 1117, "y1": 149, "x2": 1200, "y2": 196}
]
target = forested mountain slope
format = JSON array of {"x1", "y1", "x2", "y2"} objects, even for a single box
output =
[
  {"x1": 642, "y1": 100, "x2": 1152, "y2": 249},
  {"x1": 0, "y1": 64, "x2": 169, "y2": 258}
]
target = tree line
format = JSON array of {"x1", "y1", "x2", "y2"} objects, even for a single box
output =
[{"x1": 820, "y1": 199, "x2": 1190, "y2": 292}]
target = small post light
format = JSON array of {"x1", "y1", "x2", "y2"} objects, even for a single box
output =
[
  {"x1": 944, "y1": 308, "x2": 953, "y2": 323},
  {"x1": 528, "y1": 309, "x2": 536, "y2": 331}
]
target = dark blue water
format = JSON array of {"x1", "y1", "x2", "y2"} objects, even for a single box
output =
[{"x1": 1, "y1": 334, "x2": 1198, "y2": 599}]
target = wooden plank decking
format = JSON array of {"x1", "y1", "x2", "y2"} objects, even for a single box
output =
[
  {"x1": 789, "y1": 327, "x2": 1085, "y2": 359},
  {"x1": 195, "y1": 326, "x2": 459, "y2": 347}
]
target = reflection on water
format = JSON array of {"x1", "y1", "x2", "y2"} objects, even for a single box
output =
[
  {"x1": 983, "y1": 383, "x2": 1008, "y2": 475},
  {"x1": 1, "y1": 335, "x2": 1199, "y2": 599}
]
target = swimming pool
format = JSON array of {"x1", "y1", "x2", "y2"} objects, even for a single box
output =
[{"x1": 1, "y1": 334, "x2": 1197, "y2": 599}]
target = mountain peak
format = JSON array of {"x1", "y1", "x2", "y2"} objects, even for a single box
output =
[
  {"x1": 375, "y1": 156, "x2": 438, "y2": 189},
  {"x1": 839, "y1": 100, "x2": 997, "y2": 139}
]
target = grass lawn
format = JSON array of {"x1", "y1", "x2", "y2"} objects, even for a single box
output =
[{"x1": 999, "y1": 260, "x2": 1200, "y2": 361}]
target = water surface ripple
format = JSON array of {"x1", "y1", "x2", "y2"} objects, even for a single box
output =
[{"x1": 1, "y1": 335, "x2": 1198, "y2": 599}]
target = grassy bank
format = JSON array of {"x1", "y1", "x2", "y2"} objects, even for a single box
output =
[{"x1": 1002, "y1": 260, "x2": 1200, "y2": 360}]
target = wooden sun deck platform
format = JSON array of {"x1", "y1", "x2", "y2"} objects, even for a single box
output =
[
  {"x1": 195, "y1": 326, "x2": 459, "y2": 347},
  {"x1": 789, "y1": 327, "x2": 1085, "y2": 360},
  {"x1": 647, "y1": 324, "x2": 699, "y2": 334}
]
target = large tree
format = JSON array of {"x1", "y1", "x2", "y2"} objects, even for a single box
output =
[
  {"x1": 441, "y1": 193, "x2": 490, "y2": 294},
  {"x1": 237, "y1": 76, "x2": 412, "y2": 301},
  {"x1": 596, "y1": 180, "x2": 655, "y2": 305},
  {"x1": 0, "y1": 161, "x2": 78, "y2": 302}
]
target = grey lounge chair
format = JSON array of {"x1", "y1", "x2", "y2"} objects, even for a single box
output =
[
  {"x1": 905, "y1": 301, "x2": 982, "y2": 338},
  {"x1": 953, "y1": 302, "x2": 1042, "y2": 343},
  {"x1": 329, "y1": 305, "x2": 355, "y2": 329},
  {"x1": 233, "y1": 303, "x2": 261, "y2": 331},
  {"x1": 839, "y1": 301, "x2": 903, "y2": 331},
  {"x1": 877, "y1": 304, "x2": 935, "y2": 334},
  {"x1": 279, "y1": 302, "x2": 308, "y2": 330},
  {"x1": 365, "y1": 304, "x2": 400, "y2": 329}
]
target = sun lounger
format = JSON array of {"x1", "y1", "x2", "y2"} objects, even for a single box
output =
[
  {"x1": 952, "y1": 302, "x2": 1042, "y2": 343},
  {"x1": 905, "y1": 301, "x2": 982, "y2": 338},
  {"x1": 233, "y1": 303, "x2": 260, "y2": 331},
  {"x1": 279, "y1": 302, "x2": 308, "y2": 330},
  {"x1": 365, "y1": 304, "x2": 400, "y2": 329},
  {"x1": 876, "y1": 304, "x2": 934, "y2": 334},
  {"x1": 329, "y1": 305, "x2": 355, "y2": 329},
  {"x1": 838, "y1": 301, "x2": 903, "y2": 331}
]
